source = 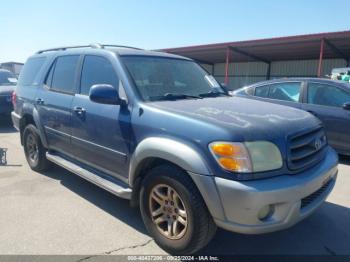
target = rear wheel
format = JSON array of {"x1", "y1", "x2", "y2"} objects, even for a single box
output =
[
  {"x1": 140, "y1": 164, "x2": 216, "y2": 254},
  {"x1": 23, "y1": 124, "x2": 51, "y2": 171}
]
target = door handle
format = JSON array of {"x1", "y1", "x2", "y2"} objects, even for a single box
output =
[
  {"x1": 73, "y1": 106, "x2": 86, "y2": 115},
  {"x1": 35, "y1": 98, "x2": 44, "y2": 105}
]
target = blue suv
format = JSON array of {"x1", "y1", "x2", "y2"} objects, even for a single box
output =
[{"x1": 12, "y1": 44, "x2": 338, "y2": 254}]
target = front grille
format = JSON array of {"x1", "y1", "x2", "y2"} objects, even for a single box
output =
[
  {"x1": 301, "y1": 179, "x2": 333, "y2": 209},
  {"x1": 287, "y1": 126, "x2": 327, "y2": 171}
]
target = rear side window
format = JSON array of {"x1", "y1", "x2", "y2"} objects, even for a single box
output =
[
  {"x1": 255, "y1": 85, "x2": 269, "y2": 98},
  {"x1": 51, "y1": 56, "x2": 79, "y2": 94},
  {"x1": 268, "y1": 82, "x2": 301, "y2": 102},
  {"x1": 80, "y1": 55, "x2": 118, "y2": 95},
  {"x1": 308, "y1": 83, "x2": 350, "y2": 108},
  {"x1": 18, "y1": 57, "x2": 46, "y2": 86},
  {"x1": 245, "y1": 87, "x2": 254, "y2": 95}
]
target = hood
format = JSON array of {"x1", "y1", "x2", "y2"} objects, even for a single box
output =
[
  {"x1": 0, "y1": 85, "x2": 15, "y2": 96},
  {"x1": 149, "y1": 96, "x2": 321, "y2": 142}
]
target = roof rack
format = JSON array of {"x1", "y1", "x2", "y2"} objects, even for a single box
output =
[
  {"x1": 101, "y1": 44, "x2": 143, "y2": 50},
  {"x1": 36, "y1": 43, "x2": 142, "y2": 54}
]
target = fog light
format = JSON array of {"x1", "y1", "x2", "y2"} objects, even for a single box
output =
[{"x1": 258, "y1": 205, "x2": 274, "y2": 221}]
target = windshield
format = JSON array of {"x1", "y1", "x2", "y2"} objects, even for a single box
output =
[
  {"x1": 121, "y1": 56, "x2": 225, "y2": 101},
  {"x1": 0, "y1": 70, "x2": 17, "y2": 86}
]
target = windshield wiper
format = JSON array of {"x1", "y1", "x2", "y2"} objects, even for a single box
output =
[
  {"x1": 198, "y1": 90, "x2": 228, "y2": 98},
  {"x1": 150, "y1": 93, "x2": 203, "y2": 101}
]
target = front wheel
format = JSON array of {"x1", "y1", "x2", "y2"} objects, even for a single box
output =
[{"x1": 140, "y1": 164, "x2": 216, "y2": 254}]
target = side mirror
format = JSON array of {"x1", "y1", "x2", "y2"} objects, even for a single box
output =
[
  {"x1": 89, "y1": 84, "x2": 124, "y2": 105},
  {"x1": 343, "y1": 102, "x2": 350, "y2": 111}
]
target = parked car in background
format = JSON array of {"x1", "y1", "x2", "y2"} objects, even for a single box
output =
[
  {"x1": 0, "y1": 69, "x2": 17, "y2": 117},
  {"x1": 0, "y1": 62, "x2": 24, "y2": 78},
  {"x1": 331, "y1": 67, "x2": 350, "y2": 82},
  {"x1": 12, "y1": 46, "x2": 338, "y2": 254},
  {"x1": 233, "y1": 78, "x2": 350, "y2": 156}
]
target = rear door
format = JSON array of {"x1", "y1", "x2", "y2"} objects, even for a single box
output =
[
  {"x1": 301, "y1": 81, "x2": 350, "y2": 153},
  {"x1": 71, "y1": 55, "x2": 131, "y2": 180},
  {"x1": 253, "y1": 81, "x2": 303, "y2": 109},
  {"x1": 36, "y1": 55, "x2": 80, "y2": 155}
]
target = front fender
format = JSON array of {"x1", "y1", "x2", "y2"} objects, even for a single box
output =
[
  {"x1": 128, "y1": 137, "x2": 226, "y2": 220},
  {"x1": 129, "y1": 137, "x2": 211, "y2": 186}
]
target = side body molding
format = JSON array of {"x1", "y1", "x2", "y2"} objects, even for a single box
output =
[{"x1": 129, "y1": 137, "x2": 211, "y2": 186}]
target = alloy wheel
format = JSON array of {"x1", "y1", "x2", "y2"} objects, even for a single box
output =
[
  {"x1": 149, "y1": 184, "x2": 188, "y2": 240},
  {"x1": 26, "y1": 133, "x2": 39, "y2": 163}
]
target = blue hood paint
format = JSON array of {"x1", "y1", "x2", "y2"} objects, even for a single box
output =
[
  {"x1": 147, "y1": 96, "x2": 320, "y2": 142},
  {"x1": 130, "y1": 96, "x2": 322, "y2": 179}
]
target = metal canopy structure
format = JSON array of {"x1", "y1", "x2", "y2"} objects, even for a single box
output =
[{"x1": 160, "y1": 30, "x2": 350, "y2": 84}]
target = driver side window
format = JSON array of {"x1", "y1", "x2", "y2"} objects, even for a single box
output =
[{"x1": 80, "y1": 55, "x2": 119, "y2": 95}]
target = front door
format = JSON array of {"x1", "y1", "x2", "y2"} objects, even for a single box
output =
[
  {"x1": 71, "y1": 55, "x2": 131, "y2": 180},
  {"x1": 302, "y1": 81, "x2": 350, "y2": 153}
]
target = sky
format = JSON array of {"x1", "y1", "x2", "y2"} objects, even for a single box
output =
[{"x1": 1, "y1": 0, "x2": 349, "y2": 63}]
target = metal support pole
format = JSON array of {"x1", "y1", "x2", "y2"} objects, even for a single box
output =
[
  {"x1": 347, "y1": 60, "x2": 350, "y2": 67},
  {"x1": 266, "y1": 62, "x2": 271, "y2": 80},
  {"x1": 317, "y1": 39, "x2": 325, "y2": 77},
  {"x1": 224, "y1": 47, "x2": 230, "y2": 85}
]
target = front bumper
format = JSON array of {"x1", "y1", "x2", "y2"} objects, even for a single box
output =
[{"x1": 190, "y1": 147, "x2": 338, "y2": 234}]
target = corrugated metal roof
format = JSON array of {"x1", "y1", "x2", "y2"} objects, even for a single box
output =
[{"x1": 159, "y1": 30, "x2": 350, "y2": 63}]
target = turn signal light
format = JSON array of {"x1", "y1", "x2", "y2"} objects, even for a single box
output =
[
  {"x1": 209, "y1": 142, "x2": 253, "y2": 173},
  {"x1": 211, "y1": 143, "x2": 242, "y2": 157},
  {"x1": 218, "y1": 158, "x2": 241, "y2": 170}
]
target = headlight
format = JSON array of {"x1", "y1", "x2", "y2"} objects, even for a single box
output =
[
  {"x1": 209, "y1": 141, "x2": 283, "y2": 173},
  {"x1": 245, "y1": 141, "x2": 283, "y2": 172}
]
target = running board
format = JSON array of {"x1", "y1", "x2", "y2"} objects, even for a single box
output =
[{"x1": 46, "y1": 152, "x2": 132, "y2": 199}]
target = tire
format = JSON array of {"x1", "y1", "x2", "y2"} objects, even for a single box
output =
[
  {"x1": 140, "y1": 164, "x2": 216, "y2": 255},
  {"x1": 23, "y1": 124, "x2": 51, "y2": 172}
]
